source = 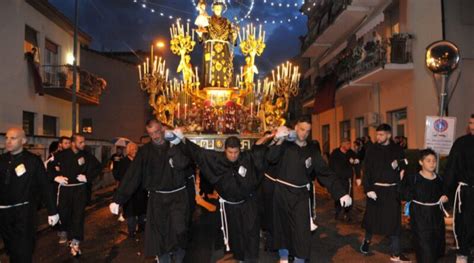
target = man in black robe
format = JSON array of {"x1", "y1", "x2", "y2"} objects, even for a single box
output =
[
  {"x1": 444, "y1": 114, "x2": 474, "y2": 263},
  {"x1": 116, "y1": 142, "x2": 147, "y2": 238},
  {"x1": 49, "y1": 134, "x2": 102, "y2": 257},
  {"x1": 0, "y1": 127, "x2": 59, "y2": 263},
  {"x1": 266, "y1": 117, "x2": 352, "y2": 262},
  {"x1": 182, "y1": 134, "x2": 271, "y2": 262},
  {"x1": 360, "y1": 124, "x2": 409, "y2": 262},
  {"x1": 329, "y1": 138, "x2": 360, "y2": 221},
  {"x1": 109, "y1": 119, "x2": 190, "y2": 263},
  {"x1": 45, "y1": 136, "x2": 71, "y2": 244}
]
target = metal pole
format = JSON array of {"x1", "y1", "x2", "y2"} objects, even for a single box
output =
[
  {"x1": 72, "y1": 0, "x2": 79, "y2": 134},
  {"x1": 436, "y1": 74, "x2": 448, "y2": 173}
]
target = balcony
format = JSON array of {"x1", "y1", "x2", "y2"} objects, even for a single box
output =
[
  {"x1": 41, "y1": 65, "x2": 107, "y2": 105},
  {"x1": 335, "y1": 33, "x2": 414, "y2": 89},
  {"x1": 302, "y1": 0, "x2": 387, "y2": 58}
]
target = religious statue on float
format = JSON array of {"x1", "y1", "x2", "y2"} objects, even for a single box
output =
[{"x1": 195, "y1": 0, "x2": 238, "y2": 88}]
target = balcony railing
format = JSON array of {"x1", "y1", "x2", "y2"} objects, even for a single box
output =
[
  {"x1": 302, "y1": 0, "x2": 352, "y2": 52},
  {"x1": 333, "y1": 33, "x2": 413, "y2": 86},
  {"x1": 41, "y1": 65, "x2": 107, "y2": 105}
]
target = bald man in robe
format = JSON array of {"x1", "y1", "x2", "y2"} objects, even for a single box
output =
[{"x1": 0, "y1": 127, "x2": 59, "y2": 263}]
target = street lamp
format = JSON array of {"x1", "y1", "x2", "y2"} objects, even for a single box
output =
[
  {"x1": 156, "y1": 41, "x2": 165, "y2": 49},
  {"x1": 425, "y1": 40, "x2": 460, "y2": 172},
  {"x1": 425, "y1": 40, "x2": 460, "y2": 117}
]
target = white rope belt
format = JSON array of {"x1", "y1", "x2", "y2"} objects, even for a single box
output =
[
  {"x1": 264, "y1": 173, "x2": 310, "y2": 190},
  {"x1": 0, "y1": 201, "x2": 29, "y2": 209},
  {"x1": 188, "y1": 175, "x2": 198, "y2": 195},
  {"x1": 374, "y1": 182, "x2": 398, "y2": 187},
  {"x1": 153, "y1": 185, "x2": 186, "y2": 194},
  {"x1": 412, "y1": 200, "x2": 449, "y2": 218},
  {"x1": 56, "y1": 183, "x2": 86, "y2": 206},
  {"x1": 264, "y1": 173, "x2": 317, "y2": 231},
  {"x1": 219, "y1": 196, "x2": 245, "y2": 251},
  {"x1": 453, "y1": 182, "x2": 469, "y2": 249}
]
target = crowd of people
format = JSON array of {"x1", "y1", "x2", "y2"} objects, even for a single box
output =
[{"x1": 0, "y1": 114, "x2": 473, "y2": 263}]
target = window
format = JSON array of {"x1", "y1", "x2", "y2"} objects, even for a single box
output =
[
  {"x1": 43, "y1": 115, "x2": 57, "y2": 137},
  {"x1": 355, "y1": 117, "x2": 369, "y2": 138},
  {"x1": 43, "y1": 39, "x2": 59, "y2": 84},
  {"x1": 82, "y1": 118, "x2": 93, "y2": 134},
  {"x1": 24, "y1": 25, "x2": 38, "y2": 54},
  {"x1": 340, "y1": 120, "x2": 351, "y2": 142},
  {"x1": 23, "y1": 111, "x2": 35, "y2": 136},
  {"x1": 387, "y1": 108, "x2": 407, "y2": 137},
  {"x1": 24, "y1": 25, "x2": 40, "y2": 65},
  {"x1": 44, "y1": 39, "x2": 59, "y2": 65}
]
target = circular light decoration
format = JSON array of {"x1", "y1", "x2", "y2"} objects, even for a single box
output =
[
  {"x1": 425, "y1": 40, "x2": 460, "y2": 75},
  {"x1": 191, "y1": 0, "x2": 255, "y2": 24}
]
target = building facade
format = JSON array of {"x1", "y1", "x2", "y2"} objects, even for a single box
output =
[
  {"x1": 79, "y1": 48, "x2": 150, "y2": 143},
  {"x1": 300, "y1": 0, "x2": 450, "y2": 154},
  {"x1": 0, "y1": 0, "x2": 110, "y2": 161}
]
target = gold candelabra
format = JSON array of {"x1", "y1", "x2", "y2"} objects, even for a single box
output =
[
  {"x1": 238, "y1": 23, "x2": 266, "y2": 89},
  {"x1": 170, "y1": 20, "x2": 196, "y2": 85}
]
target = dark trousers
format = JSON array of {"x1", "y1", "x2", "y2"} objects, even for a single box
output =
[
  {"x1": 58, "y1": 184, "x2": 88, "y2": 241},
  {"x1": 365, "y1": 231, "x2": 401, "y2": 255},
  {"x1": 0, "y1": 204, "x2": 36, "y2": 263},
  {"x1": 127, "y1": 214, "x2": 146, "y2": 234}
]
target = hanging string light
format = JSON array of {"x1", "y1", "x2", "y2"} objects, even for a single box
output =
[{"x1": 132, "y1": 0, "x2": 193, "y2": 22}]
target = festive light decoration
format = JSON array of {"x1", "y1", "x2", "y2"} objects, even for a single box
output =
[{"x1": 131, "y1": 0, "x2": 304, "y2": 25}]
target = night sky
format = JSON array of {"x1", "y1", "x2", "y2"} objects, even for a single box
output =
[{"x1": 49, "y1": 0, "x2": 308, "y2": 77}]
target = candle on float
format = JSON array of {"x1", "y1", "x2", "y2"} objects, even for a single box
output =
[
  {"x1": 165, "y1": 69, "x2": 169, "y2": 81},
  {"x1": 192, "y1": 29, "x2": 195, "y2": 42},
  {"x1": 138, "y1": 65, "x2": 142, "y2": 80},
  {"x1": 250, "y1": 102, "x2": 254, "y2": 118},
  {"x1": 177, "y1": 102, "x2": 181, "y2": 119},
  {"x1": 272, "y1": 70, "x2": 275, "y2": 82},
  {"x1": 143, "y1": 62, "x2": 147, "y2": 75},
  {"x1": 184, "y1": 103, "x2": 187, "y2": 120},
  {"x1": 153, "y1": 56, "x2": 158, "y2": 74},
  {"x1": 146, "y1": 57, "x2": 150, "y2": 73},
  {"x1": 187, "y1": 22, "x2": 190, "y2": 37}
]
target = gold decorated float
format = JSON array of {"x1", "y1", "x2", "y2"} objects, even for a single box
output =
[{"x1": 137, "y1": 0, "x2": 301, "y2": 135}]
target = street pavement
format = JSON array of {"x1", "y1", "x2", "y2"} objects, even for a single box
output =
[{"x1": 0, "y1": 183, "x2": 461, "y2": 262}]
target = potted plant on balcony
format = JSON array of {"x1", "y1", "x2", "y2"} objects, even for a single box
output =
[{"x1": 390, "y1": 33, "x2": 413, "y2": 64}]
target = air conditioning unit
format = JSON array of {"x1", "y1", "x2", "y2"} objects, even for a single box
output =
[{"x1": 364, "y1": 112, "x2": 380, "y2": 127}]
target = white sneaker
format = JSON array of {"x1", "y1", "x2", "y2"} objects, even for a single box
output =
[{"x1": 456, "y1": 255, "x2": 468, "y2": 263}]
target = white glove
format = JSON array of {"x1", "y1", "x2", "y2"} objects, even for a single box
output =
[
  {"x1": 356, "y1": 179, "x2": 362, "y2": 186},
  {"x1": 173, "y1": 128, "x2": 184, "y2": 140},
  {"x1": 109, "y1": 202, "x2": 120, "y2": 215},
  {"x1": 275, "y1": 126, "x2": 289, "y2": 140},
  {"x1": 349, "y1": 158, "x2": 354, "y2": 164},
  {"x1": 54, "y1": 176, "x2": 68, "y2": 185},
  {"x1": 48, "y1": 214, "x2": 60, "y2": 226},
  {"x1": 339, "y1": 194, "x2": 352, "y2": 207},
  {"x1": 77, "y1": 174, "x2": 87, "y2": 183},
  {"x1": 367, "y1": 191, "x2": 377, "y2": 201},
  {"x1": 164, "y1": 130, "x2": 181, "y2": 145},
  {"x1": 353, "y1": 158, "x2": 360, "y2": 164}
]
